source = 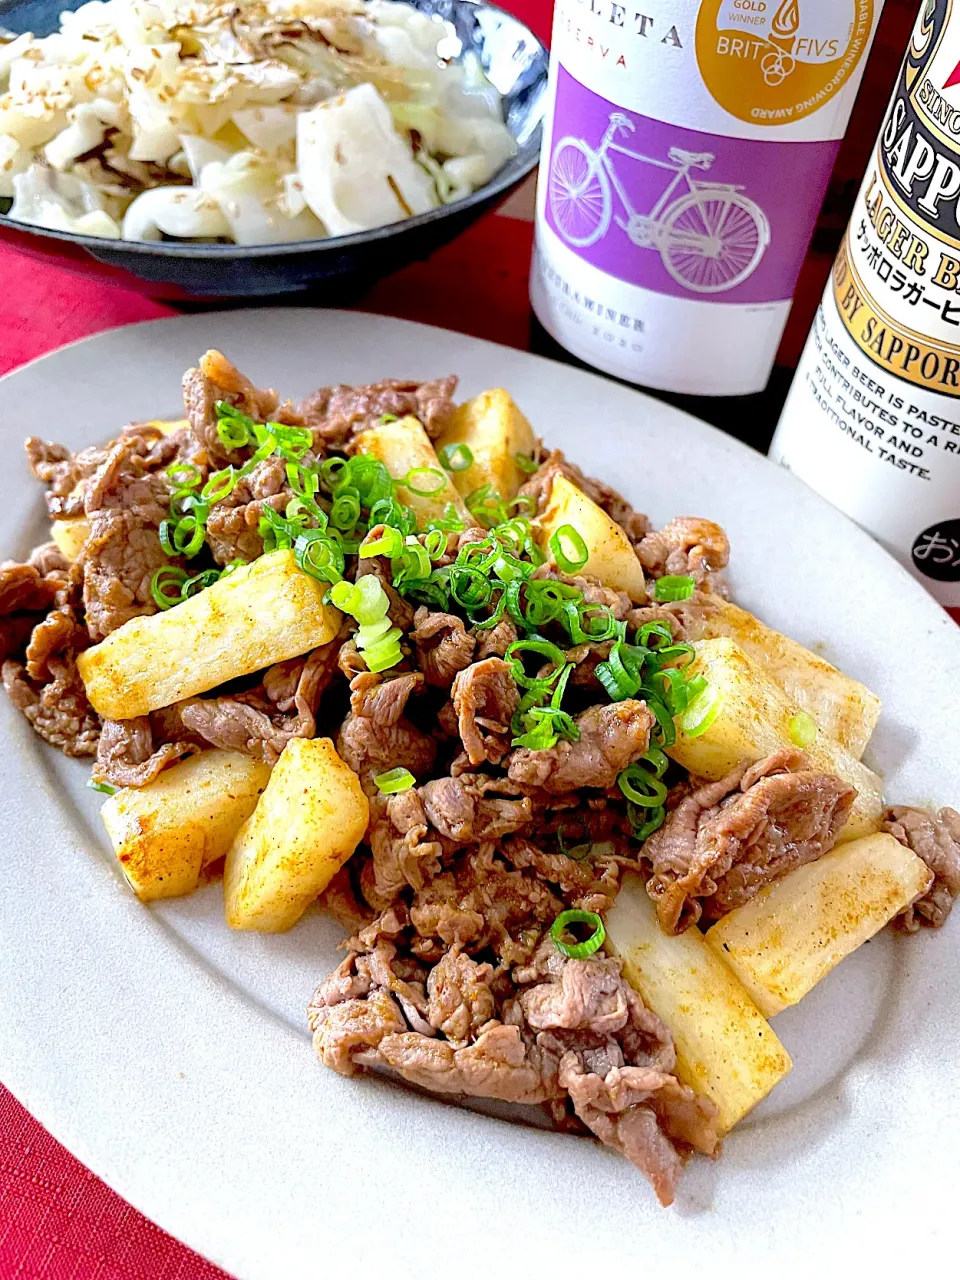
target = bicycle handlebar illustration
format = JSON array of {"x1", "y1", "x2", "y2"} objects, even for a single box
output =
[{"x1": 548, "y1": 114, "x2": 771, "y2": 295}]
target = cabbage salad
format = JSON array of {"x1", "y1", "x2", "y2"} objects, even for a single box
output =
[{"x1": 0, "y1": 0, "x2": 517, "y2": 243}]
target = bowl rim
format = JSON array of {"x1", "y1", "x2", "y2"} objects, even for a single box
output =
[{"x1": 0, "y1": 0, "x2": 546, "y2": 258}]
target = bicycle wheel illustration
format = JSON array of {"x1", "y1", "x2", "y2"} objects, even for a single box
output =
[
  {"x1": 658, "y1": 191, "x2": 769, "y2": 294},
  {"x1": 548, "y1": 137, "x2": 612, "y2": 248}
]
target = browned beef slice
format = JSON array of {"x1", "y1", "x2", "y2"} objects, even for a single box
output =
[
  {"x1": 472, "y1": 614, "x2": 518, "y2": 660},
  {"x1": 79, "y1": 508, "x2": 170, "y2": 640},
  {"x1": 501, "y1": 836, "x2": 622, "y2": 915},
  {"x1": 559, "y1": 1057, "x2": 719, "y2": 1207},
  {"x1": 182, "y1": 349, "x2": 282, "y2": 466},
  {"x1": 635, "y1": 517, "x2": 730, "y2": 582},
  {"x1": 645, "y1": 749, "x2": 856, "y2": 933},
  {"x1": 451, "y1": 657, "x2": 518, "y2": 766},
  {"x1": 2, "y1": 651, "x2": 99, "y2": 756},
  {"x1": 299, "y1": 376, "x2": 458, "y2": 448},
  {"x1": 0, "y1": 562, "x2": 63, "y2": 615},
  {"x1": 368, "y1": 788, "x2": 443, "y2": 900},
  {"x1": 518, "y1": 449, "x2": 651, "y2": 542},
  {"x1": 530, "y1": 564, "x2": 634, "y2": 618},
  {"x1": 337, "y1": 707, "x2": 437, "y2": 789},
  {"x1": 180, "y1": 643, "x2": 338, "y2": 764},
  {"x1": 508, "y1": 700, "x2": 654, "y2": 794},
  {"x1": 94, "y1": 716, "x2": 197, "y2": 788},
  {"x1": 408, "y1": 849, "x2": 562, "y2": 964},
  {"x1": 885, "y1": 806, "x2": 960, "y2": 931},
  {"x1": 310, "y1": 988, "x2": 408, "y2": 1075},
  {"x1": 377, "y1": 1022, "x2": 557, "y2": 1103},
  {"x1": 350, "y1": 670, "x2": 424, "y2": 726},
  {"x1": 202, "y1": 456, "x2": 291, "y2": 565},
  {"x1": 26, "y1": 437, "x2": 110, "y2": 517},
  {"x1": 419, "y1": 775, "x2": 533, "y2": 844},
  {"x1": 426, "y1": 951, "x2": 497, "y2": 1044},
  {"x1": 411, "y1": 607, "x2": 475, "y2": 688}
]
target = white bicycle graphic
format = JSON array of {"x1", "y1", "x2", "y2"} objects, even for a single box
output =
[{"x1": 548, "y1": 113, "x2": 771, "y2": 294}]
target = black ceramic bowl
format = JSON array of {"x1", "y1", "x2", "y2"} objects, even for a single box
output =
[{"x1": 0, "y1": 0, "x2": 547, "y2": 299}]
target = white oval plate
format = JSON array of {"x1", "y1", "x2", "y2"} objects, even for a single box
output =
[{"x1": 1, "y1": 310, "x2": 957, "y2": 1278}]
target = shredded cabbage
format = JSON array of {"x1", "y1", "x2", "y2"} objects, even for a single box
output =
[{"x1": 0, "y1": 0, "x2": 518, "y2": 244}]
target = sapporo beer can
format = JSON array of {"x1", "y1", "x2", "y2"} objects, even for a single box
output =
[
  {"x1": 530, "y1": 1, "x2": 885, "y2": 396},
  {"x1": 772, "y1": 0, "x2": 960, "y2": 608}
]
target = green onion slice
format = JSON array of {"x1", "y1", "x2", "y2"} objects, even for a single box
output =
[
  {"x1": 374, "y1": 767, "x2": 416, "y2": 794},
  {"x1": 629, "y1": 803, "x2": 666, "y2": 842},
  {"x1": 676, "y1": 682, "x2": 720, "y2": 739},
  {"x1": 550, "y1": 909, "x2": 606, "y2": 960},
  {"x1": 788, "y1": 711, "x2": 818, "y2": 748},
  {"x1": 404, "y1": 466, "x2": 447, "y2": 496},
  {"x1": 361, "y1": 525, "x2": 404, "y2": 559},
  {"x1": 294, "y1": 529, "x2": 344, "y2": 584},
  {"x1": 166, "y1": 461, "x2": 202, "y2": 490},
  {"x1": 653, "y1": 575, "x2": 696, "y2": 602},
  {"x1": 513, "y1": 451, "x2": 539, "y2": 474},
  {"x1": 150, "y1": 566, "x2": 188, "y2": 610},
  {"x1": 438, "y1": 443, "x2": 474, "y2": 472},
  {"x1": 549, "y1": 524, "x2": 589, "y2": 574},
  {"x1": 87, "y1": 778, "x2": 118, "y2": 796},
  {"x1": 215, "y1": 401, "x2": 255, "y2": 450},
  {"x1": 618, "y1": 763, "x2": 669, "y2": 809}
]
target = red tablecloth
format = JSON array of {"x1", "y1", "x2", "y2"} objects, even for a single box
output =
[{"x1": 0, "y1": 1, "x2": 954, "y2": 1274}]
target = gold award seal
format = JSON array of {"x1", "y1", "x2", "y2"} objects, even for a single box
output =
[{"x1": 696, "y1": 0, "x2": 874, "y2": 126}]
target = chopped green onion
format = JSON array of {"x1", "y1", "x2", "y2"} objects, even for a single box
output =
[
  {"x1": 510, "y1": 494, "x2": 537, "y2": 518},
  {"x1": 374, "y1": 767, "x2": 416, "y2": 794},
  {"x1": 514, "y1": 451, "x2": 539, "y2": 474},
  {"x1": 87, "y1": 778, "x2": 117, "y2": 796},
  {"x1": 438, "y1": 443, "x2": 474, "y2": 472},
  {"x1": 150, "y1": 566, "x2": 188, "y2": 610},
  {"x1": 549, "y1": 524, "x2": 589, "y2": 574},
  {"x1": 466, "y1": 484, "x2": 509, "y2": 528},
  {"x1": 676, "y1": 682, "x2": 720, "y2": 739},
  {"x1": 215, "y1": 401, "x2": 255, "y2": 450},
  {"x1": 629, "y1": 803, "x2": 666, "y2": 841},
  {"x1": 265, "y1": 421, "x2": 312, "y2": 461},
  {"x1": 423, "y1": 528, "x2": 447, "y2": 561},
  {"x1": 360, "y1": 525, "x2": 404, "y2": 559},
  {"x1": 788, "y1": 711, "x2": 818, "y2": 748},
  {"x1": 642, "y1": 746, "x2": 670, "y2": 778},
  {"x1": 637, "y1": 621, "x2": 673, "y2": 649},
  {"x1": 450, "y1": 566, "x2": 492, "y2": 610},
  {"x1": 380, "y1": 413, "x2": 398, "y2": 424},
  {"x1": 654, "y1": 575, "x2": 696, "y2": 603},
  {"x1": 505, "y1": 639, "x2": 566, "y2": 687},
  {"x1": 166, "y1": 462, "x2": 202, "y2": 490},
  {"x1": 331, "y1": 491, "x2": 361, "y2": 530},
  {"x1": 404, "y1": 466, "x2": 447, "y2": 496},
  {"x1": 425, "y1": 503, "x2": 466, "y2": 533},
  {"x1": 618, "y1": 763, "x2": 669, "y2": 809},
  {"x1": 201, "y1": 467, "x2": 239, "y2": 504},
  {"x1": 353, "y1": 574, "x2": 390, "y2": 625},
  {"x1": 294, "y1": 529, "x2": 344, "y2": 584},
  {"x1": 550, "y1": 909, "x2": 605, "y2": 960},
  {"x1": 320, "y1": 457, "x2": 348, "y2": 489}
]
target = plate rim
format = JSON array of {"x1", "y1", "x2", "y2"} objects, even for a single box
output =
[{"x1": 1, "y1": 308, "x2": 958, "y2": 1279}]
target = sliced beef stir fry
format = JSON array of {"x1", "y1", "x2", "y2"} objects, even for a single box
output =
[
  {"x1": 644, "y1": 750, "x2": 856, "y2": 933},
  {"x1": 3, "y1": 347, "x2": 958, "y2": 1207}
]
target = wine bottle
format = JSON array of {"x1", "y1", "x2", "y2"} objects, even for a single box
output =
[
  {"x1": 530, "y1": 0, "x2": 886, "y2": 397},
  {"x1": 771, "y1": 0, "x2": 960, "y2": 612}
]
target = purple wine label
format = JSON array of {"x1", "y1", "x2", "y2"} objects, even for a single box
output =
[{"x1": 544, "y1": 65, "x2": 840, "y2": 305}]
